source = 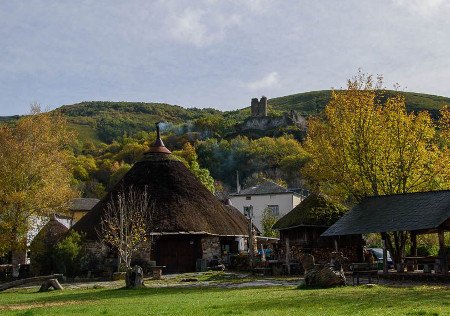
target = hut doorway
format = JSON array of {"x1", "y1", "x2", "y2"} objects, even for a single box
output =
[{"x1": 155, "y1": 236, "x2": 202, "y2": 273}]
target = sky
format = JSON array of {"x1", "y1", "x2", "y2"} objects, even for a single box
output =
[{"x1": 1, "y1": 0, "x2": 450, "y2": 116}]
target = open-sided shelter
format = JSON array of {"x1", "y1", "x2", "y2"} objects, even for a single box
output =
[
  {"x1": 72, "y1": 125, "x2": 250, "y2": 274},
  {"x1": 322, "y1": 190, "x2": 450, "y2": 274}
]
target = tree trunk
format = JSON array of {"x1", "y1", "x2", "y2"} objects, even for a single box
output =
[
  {"x1": 384, "y1": 231, "x2": 408, "y2": 268},
  {"x1": 125, "y1": 265, "x2": 144, "y2": 288}
]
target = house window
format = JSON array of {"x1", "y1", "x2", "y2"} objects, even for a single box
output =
[
  {"x1": 267, "y1": 205, "x2": 279, "y2": 216},
  {"x1": 246, "y1": 196, "x2": 251, "y2": 200},
  {"x1": 243, "y1": 206, "x2": 253, "y2": 218}
]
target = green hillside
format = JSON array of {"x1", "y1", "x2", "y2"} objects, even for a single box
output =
[
  {"x1": 222, "y1": 90, "x2": 449, "y2": 125},
  {"x1": 268, "y1": 90, "x2": 449, "y2": 117},
  {"x1": 2, "y1": 90, "x2": 449, "y2": 144},
  {"x1": 56, "y1": 101, "x2": 222, "y2": 143}
]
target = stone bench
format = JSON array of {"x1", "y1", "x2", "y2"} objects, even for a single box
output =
[{"x1": 150, "y1": 266, "x2": 166, "y2": 280}]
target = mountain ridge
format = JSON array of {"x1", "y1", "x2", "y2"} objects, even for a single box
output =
[{"x1": 1, "y1": 90, "x2": 449, "y2": 143}]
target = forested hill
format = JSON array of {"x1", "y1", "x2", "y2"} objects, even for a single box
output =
[
  {"x1": 3, "y1": 90, "x2": 449, "y2": 144},
  {"x1": 268, "y1": 90, "x2": 450, "y2": 116},
  {"x1": 56, "y1": 101, "x2": 222, "y2": 143}
]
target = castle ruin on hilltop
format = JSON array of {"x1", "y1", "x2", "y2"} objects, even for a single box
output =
[
  {"x1": 233, "y1": 96, "x2": 307, "y2": 138},
  {"x1": 251, "y1": 96, "x2": 268, "y2": 117}
]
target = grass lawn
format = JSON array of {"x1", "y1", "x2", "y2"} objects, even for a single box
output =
[{"x1": 0, "y1": 284, "x2": 449, "y2": 316}]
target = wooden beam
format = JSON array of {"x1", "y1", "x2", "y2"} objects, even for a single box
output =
[
  {"x1": 285, "y1": 237, "x2": 291, "y2": 275},
  {"x1": 0, "y1": 274, "x2": 63, "y2": 292},
  {"x1": 438, "y1": 229, "x2": 448, "y2": 275},
  {"x1": 410, "y1": 231, "x2": 417, "y2": 271}
]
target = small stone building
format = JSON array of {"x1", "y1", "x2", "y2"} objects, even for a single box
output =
[
  {"x1": 273, "y1": 194, "x2": 364, "y2": 263},
  {"x1": 29, "y1": 215, "x2": 69, "y2": 276},
  {"x1": 71, "y1": 126, "x2": 250, "y2": 274}
]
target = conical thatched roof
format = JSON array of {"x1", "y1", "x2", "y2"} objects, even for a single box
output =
[
  {"x1": 72, "y1": 154, "x2": 249, "y2": 240},
  {"x1": 273, "y1": 194, "x2": 348, "y2": 230},
  {"x1": 31, "y1": 215, "x2": 69, "y2": 249}
]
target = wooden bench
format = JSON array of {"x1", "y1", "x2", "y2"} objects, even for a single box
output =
[
  {"x1": 253, "y1": 267, "x2": 272, "y2": 276},
  {"x1": 350, "y1": 263, "x2": 378, "y2": 285}
]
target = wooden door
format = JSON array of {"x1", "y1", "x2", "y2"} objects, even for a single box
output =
[{"x1": 155, "y1": 236, "x2": 201, "y2": 273}]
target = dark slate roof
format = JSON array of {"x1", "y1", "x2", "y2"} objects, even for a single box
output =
[
  {"x1": 231, "y1": 180, "x2": 297, "y2": 196},
  {"x1": 68, "y1": 198, "x2": 100, "y2": 211},
  {"x1": 322, "y1": 190, "x2": 450, "y2": 236},
  {"x1": 273, "y1": 194, "x2": 348, "y2": 230}
]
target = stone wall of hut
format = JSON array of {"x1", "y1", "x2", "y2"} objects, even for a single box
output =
[
  {"x1": 132, "y1": 240, "x2": 153, "y2": 264},
  {"x1": 201, "y1": 236, "x2": 221, "y2": 262},
  {"x1": 279, "y1": 228, "x2": 364, "y2": 265},
  {"x1": 287, "y1": 244, "x2": 362, "y2": 264},
  {"x1": 83, "y1": 241, "x2": 116, "y2": 277}
]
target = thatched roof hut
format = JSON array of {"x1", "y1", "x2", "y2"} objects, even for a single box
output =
[
  {"x1": 274, "y1": 194, "x2": 363, "y2": 263},
  {"x1": 273, "y1": 194, "x2": 348, "y2": 230},
  {"x1": 72, "y1": 154, "x2": 249, "y2": 240},
  {"x1": 71, "y1": 125, "x2": 250, "y2": 272},
  {"x1": 31, "y1": 215, "x2": 69, "y2": 249},
  {"x1": 30, "y1": 215, "x2": 69, "y2": 275}
]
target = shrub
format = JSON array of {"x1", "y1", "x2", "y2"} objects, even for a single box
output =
[{"x1": 54, "y1": 231, "x2": 84, "y2": 277}]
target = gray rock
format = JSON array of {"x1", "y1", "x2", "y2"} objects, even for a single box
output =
[{"x1": 300, "y1": 254, "x2": 346, "y2": 288}]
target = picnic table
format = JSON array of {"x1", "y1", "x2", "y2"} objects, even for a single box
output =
[{"x1": 404, "y1": 256, "x2": 449, "y2": 273}]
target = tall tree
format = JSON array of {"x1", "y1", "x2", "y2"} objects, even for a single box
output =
[
  {"x1": 303, "y1": 73, "x2": 450, "y2": 263},
  {"x1": 0, "y1": 106, "x2": 77, "y2": 264}
]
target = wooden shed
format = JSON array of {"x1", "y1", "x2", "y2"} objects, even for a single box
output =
[{"x1": 273, "y1": 194, "x2": 364, "y2": 263}]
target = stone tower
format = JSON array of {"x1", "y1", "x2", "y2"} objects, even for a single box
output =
[{"x1": 251, "y1": 96, "x2": 268, "y2": 117}]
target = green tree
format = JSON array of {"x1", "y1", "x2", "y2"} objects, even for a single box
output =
[
  {"x1": 173, "y1": 143, "x2": 216, "y2": 193},
  {"x1": 0, "y1": 107, "x2": 78, "y2": 261},
  {"x1": 261, "y1": 208, "x2": 279, "y2": 238},
  {"x1": 303, "y1": 72, "x2": 450, "y2": 264}
]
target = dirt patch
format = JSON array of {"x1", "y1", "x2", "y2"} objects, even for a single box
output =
[{"x1": 1, "y1": 300, "x2": 93, "y2": 311}]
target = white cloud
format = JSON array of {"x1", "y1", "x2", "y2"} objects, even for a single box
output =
[
  {"x1": 169, "y1": 9, "x2": 209, "y2": 47},
  {"x1": 392, "y1": 0, "x2": 446, "y2": 16},
  {"x1": 245, "y1": 72, "x2": 280, "y2": 91},
  {"x1": 168, "y1": 7, "x2": 241, "y2": 47}
]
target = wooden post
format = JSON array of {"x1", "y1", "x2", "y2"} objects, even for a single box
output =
[
  {"x1": 410, "y1": 231, "x2": 417, "y2": 271},
  {"x1": 333, "y1": 238, "x2": 339, "y2": 252},
  {"x1": 438, "y1": 229, "x2": 448, "y2": 275},
  {"x1": 285, "y1": 237, "x2": 291, "y2": 275},
  {"x1": 248, "y1": 217, "x2": 254, "y2": 269},
  {"x1": 381, "y1": 233, "x2": 388, "y2": 274}
]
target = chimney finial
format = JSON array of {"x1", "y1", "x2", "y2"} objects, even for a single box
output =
[
  {"x1": 146, "y1": 121, "x2": 171, "y2": 154},
  {"x1": 155, "y1": 122, "x2": 161, "y2": 140}
]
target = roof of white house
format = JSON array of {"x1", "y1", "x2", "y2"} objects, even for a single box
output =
[{"x1": 230, "y1": 180, "x2": 299, "y2": 197}]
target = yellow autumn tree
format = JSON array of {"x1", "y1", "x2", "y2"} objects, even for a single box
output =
[
  {"x1": 0, "y1": 106, "x2": 78, "y2": 262},
  {"x1": 303, "y1": 73, "x2": 450, "y2": 262}
]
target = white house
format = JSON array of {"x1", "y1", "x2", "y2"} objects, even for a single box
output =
[{"x1": 229, "y1": 180, "x2": 305, "y2": 231}]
